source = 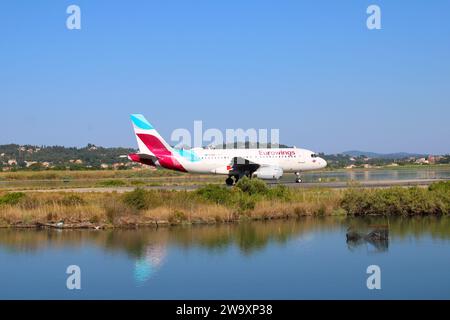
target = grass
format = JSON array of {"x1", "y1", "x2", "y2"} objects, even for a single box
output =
[
  {"x1": 0, "y1": 192, "x2": 26, "y2": 205},
  {"x1": 0, "y1": 169, "x2": 223, "y2": 191},
  {"x1": 96, "y1": 179, "x2": 127, "y2": 187},
  {"x1": 0, "y1": 169, "x2": 183, "y2": 181},
  {"x1": 0, "y1": 179, "x2": 448, "y2": 228}
]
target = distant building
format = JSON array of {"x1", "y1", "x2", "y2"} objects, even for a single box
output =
[
  {"x1": 345, "y1": 164, "x2": 356, "y2": 169},
  {"x1": 387, "y1": 163, "x2": 399, "y2": 167},
  {"x1": 24, "y1": 161, "x2": 37, "y2": 167},
  {"x1": 415, "y1": 158, "x2": 429, "y2": 164},
  {"x1": 434, "y1": 156, "x2": 444, "y2": 163},
  {"x1": 112, "y1": 163, "x2": 126, "y2": 169},
  {"x1": 7, "y1": 159, "x2": 17, "y2": 166},
  {"x1": 100, "y1": 164, "x2": 109, "y2": 169}
]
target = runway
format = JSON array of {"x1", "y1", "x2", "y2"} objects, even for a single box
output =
[{"x1": 15, "y1": 178, "x2": 449, "y2": 193}]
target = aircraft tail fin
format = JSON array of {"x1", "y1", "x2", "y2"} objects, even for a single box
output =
[{"x1": 130, "y1": 114, "x2": 174, "y2": 157}]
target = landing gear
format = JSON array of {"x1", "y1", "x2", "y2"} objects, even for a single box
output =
[
  {"x1": 226, "y1": 173, "x2": 248, "y2": 186},
  {"x1": 295, "y1": 172, "x2": 302, "y2": 183}
]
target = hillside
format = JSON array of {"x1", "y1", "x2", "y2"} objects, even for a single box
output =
[
  {"x1": 0, "y1": 144, "x2": 136, "y2": 170},
  {"x1": 342, "y1": 150, "x2": 427, "y2": 159},
  {"x1": 0, "y1": 144, "x2": 448, "y2": 171}
]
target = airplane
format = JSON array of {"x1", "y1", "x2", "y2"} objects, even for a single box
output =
[{"x1": 128, "y1": 114, "x2": 327, "y2": 185}]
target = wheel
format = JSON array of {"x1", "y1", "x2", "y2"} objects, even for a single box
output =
[
  {"x1": 225, "y1": 177, "x2": 234, "y2": 186},
  {"x1": 295, "y1": 172, "x2": 302, "y2": 183}
]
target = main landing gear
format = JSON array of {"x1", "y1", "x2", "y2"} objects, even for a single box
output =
[
  {"x1": 225, "y1": 177, "x2": 234, "y2": 186},
  {"x1": 295, "y1": 172, "x2": 302, "y2": 183},
  {"x1": 225, "y1": 173, "x2": 250, "y2": 186}
]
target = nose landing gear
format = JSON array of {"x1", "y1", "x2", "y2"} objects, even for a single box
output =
[
  {"x1": 225, "y1": 177, "x2": 234, "y2": 186},
  {"x1": 295, "y1": 172, "x2": 302, "y2": 183}
]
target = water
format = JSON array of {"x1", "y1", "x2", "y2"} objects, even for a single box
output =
[
  {"x1": 1, "y1": 217, "x2": 450, "y2": 299},
  {"x1": 299, "y1": 167, "x2": 450, "y2": 183}
]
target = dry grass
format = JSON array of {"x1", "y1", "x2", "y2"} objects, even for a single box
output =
[
  {"x1": 0, "y1": 169, "x2": 224, "y2": 191},
  {"x1": 0, "y1": 169, "x2": 182, "y2": 181},
  {"x1": 251, "y1": 188, "x2": 343, "y2": 219},
  {"x1": 0, "y1": 169, "x2": 224, "y2": 184},
  {"x1": 0, "y1": 186, "x2": 344, "y2": 228},
  {"x1": 1, "y1": 182, "x2": 447, "y2": 228},
  {"x1": 143, "y1": 203, "x2": 234, "y2": 224}
]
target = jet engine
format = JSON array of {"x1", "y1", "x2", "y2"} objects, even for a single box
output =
[{"x1": 252, "y1": 166, "x2": 283, "y2": 180}]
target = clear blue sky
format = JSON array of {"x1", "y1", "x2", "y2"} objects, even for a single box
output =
[{"x1": 1, "y1": 0, "x2": 449, "y2": 154}]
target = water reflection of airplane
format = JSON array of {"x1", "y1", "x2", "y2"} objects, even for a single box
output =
[
  {"x1": 133, "y1": 244, "x2": 166, "y2": 284},
  {"x1": 346, "y1": 226, "x2": 389, "y2": 253}
]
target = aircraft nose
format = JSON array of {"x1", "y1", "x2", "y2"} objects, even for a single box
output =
[{"x1": 319, "y1": 157, "x2": 327, "y2": 168}]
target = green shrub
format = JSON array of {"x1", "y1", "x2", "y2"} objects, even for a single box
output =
[
  {"x1": 235, "y1": 177, "x2": 268, "y2": 195},
  {"x1": 341, "y1": 186, "x2": 450, "y2": 216},
  {"x1": 196, "y1": 184, "x2": 235, "y2": 205},
  {"x1": 237, "y1": 196, "x2": 256, "y2": 212},
  {"x1": 97, "y1": 179, "x2": 127, "y2": 187},
  {"x1": 122, "y1": 188, "x2": 149, "y2": 210},
  {"x1": 429, "y1": 181, "x2": 450, "y2": 192},
  {"x1": 0, "y1": 192, "x2": 26, "y2": 206},
  {"x1": 268, "y1": 184, "x2": 292, "y2": 200}
]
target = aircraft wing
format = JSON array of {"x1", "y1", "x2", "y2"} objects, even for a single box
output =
[{"x1": 228, "y1": 157, "x2": 261, "y2": 176}]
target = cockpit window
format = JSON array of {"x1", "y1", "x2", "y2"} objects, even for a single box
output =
[{"x1": 311, "y1": 153, "x2": 318, "y2": 158}]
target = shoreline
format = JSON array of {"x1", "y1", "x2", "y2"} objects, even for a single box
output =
[{"x1": 0, "y1": 214, "x2": 324, "y2": 230}]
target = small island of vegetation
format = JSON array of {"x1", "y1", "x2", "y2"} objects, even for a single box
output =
[{"x1": 0, "y1": 178, "x2": 449, "y2": 229}]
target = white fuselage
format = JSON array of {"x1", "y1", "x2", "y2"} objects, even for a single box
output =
[{"x1": 177, "y1": 147, "x2": 327, "y2": 175}]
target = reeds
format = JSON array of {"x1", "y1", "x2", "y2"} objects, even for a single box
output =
[{"x1": 0, "y1": 180, "x2": 448, "y2": 228}]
